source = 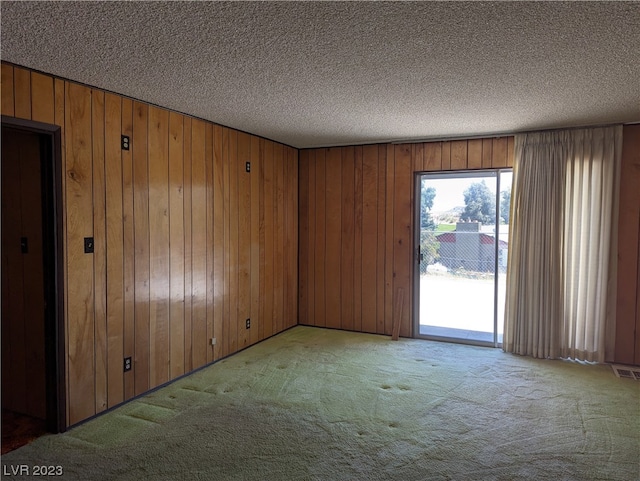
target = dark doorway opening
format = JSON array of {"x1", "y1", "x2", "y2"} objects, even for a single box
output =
[{"x1": 1, "y1": 117, "x2": 65, "y2": 453}]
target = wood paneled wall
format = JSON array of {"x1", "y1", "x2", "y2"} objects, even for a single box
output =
[
  {"x1": 298, "y1": 138, "x2": 514, "y2": 337},
  {"x1": 1, "y1": 63, "x2": 298, "y2": 426},
  {"x1": 615, "y1": 124, "x2": 640, "y2": 365}
]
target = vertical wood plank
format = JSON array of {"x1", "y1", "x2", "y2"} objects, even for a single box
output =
[
  {"x1": 340, "y1": 147, "x2": 355, "y2": 331},
  {"x1": 353, "y1": 146, "x2": 363, "y2": 333},
  {"x1": 262, "y1": 140, "x2": 275, "y2": 337},
  {"x1": 616, "y1": 125, "x2": 640, "y2": 364},
  {"x1": 482, "y1": 138, "x2": 493, "y2": 169},
  {"x1": 1, "y1": 63, "x2": 14, "y2": 116},
  {"x1": 237, "y1": 132, "x2": 252, "y2": 345},
  {"x1": 492, "y1": 137, "x2": 508, "y2": 168},
  {"x1": 228, "y1": 129, "x2": 239, "y2": 350},
  {"x1": 361, "y1": 145, "x2": 379, "y2": 333},
  {"x1": 121, "y1": 98, "x2": 135, "y2": 401},
  {"x1": 450, "y1": 140, "x2": 468, "y2": 170},
  {"x1": 182, "y1": 118, "x2": 193, "y2": 372},
  {"x1": 223, "y1": 129, "x2": 233, "y2": 353},
  {"x1": 506, "y1": 136, "x2": 515, "y2": 168},
  {"x1": 13, "y1": 67, "x2": 31, "y2": 120},
  {"x1": 441, "y1": 141, "x2": 451, "y2": 170},
  {"x1": 307, "y1": 150, "x2": 317, "y2": 326},
  {"x1": 259, "y1": 139, "x2": 267, "y2": 338},
  {"x1": 384, "y1": 145, "x2": 395, "y2": 335},
  {"x1": 30, "y1": 72, "x2": 55, "y2": 124},
  {"x1": 250, "y1": 135, "x2": 261, "y2": 343},
  {"x1": 291, "y1": 147, "x2": 299, "y2": 328},
  {"x1": 54, "y1": 78, "x2": 70, "y2": 424},
  {"x1": 147, "y1": 106, "x2": 170, "y2": 387},
  {"x1": 298, "y1": 151, "x2": 309, "y2": 325},
  {"x1": 65, "y1": 81, "x2": 95, "y2": 424},
  {"x1": 91, "y1": 90, "x2": 107, "y2": 413},
  {"x1": 423, "y1": 142, "x2": 442, "y2": 172},
  {"x1": 325, "y1": 148, "x2": 342, "y2": 329},
  {"x1": 133, "y1": 101, "x2": 150, "y2": 396},
  {"x1": 190, "y1": 119, "x2": 207, "y2": 368},
  {"x1": 105, "y1": 93, "x2": 124, "y2": 408},
  {"x1": 273, "y1": 143, "x2": 285, "y2": 334},
  {"x1": 413, "y1": 143, "x2": 424, "y2": 173},
  {"x1": 213, "y1": 125, "x2": 224, "y2": 357},
  {"x1": 314, "y1": 149, "x2": 326, "y2": 327},
  {"x1": 169, "y1": 112, "x2": 185, "y2": 379},
  {"x1": 467, "y1": 139, "x2": 483, "y2": 170},
  {"x1": 393, "y1": 144, "x2": 413, "y2": 338},
  {"x1": 376, "y1": 145, "x2": 387, "y2": 334},
  {"x1": 205, "y1": 124, "x2": 215, "y2": 362}
]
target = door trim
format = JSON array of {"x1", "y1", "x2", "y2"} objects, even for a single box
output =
[{"x1": 2, "y1": 115, "x2": 66, "y2": 433}]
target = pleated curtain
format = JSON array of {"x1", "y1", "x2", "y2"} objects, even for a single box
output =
[{"x1": 503, "y1": 126, "x2": 622, "y2": 362}]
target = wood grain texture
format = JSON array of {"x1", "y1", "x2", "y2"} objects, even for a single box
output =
[
  {"x1": 91, "y1": 90, "x2": 107, "y2": 413},
  {"x1": 133, "y1": 101, "x2": 150, "y2": 396},
  {"x1": 353, "y1": 146, "x2": 363, "y2": 333},
  {"x1": 14, "y1": 67, "x2": 31, "y2": 120},
  {"x1": 393, "y1": 145, "x2": 413, "y2": 338},
  {"x1": 361, "y1": 145, "x2": 379, "y2": 334},
  {"x1": 105, "y1": 93, "x2": 124, "y2": 408},
  {"x1": 148, "y1": 106, "x2": 170, "y2": 388},
  {"x1": 250, "y1": 135, "x2": 261, "y2": 343},
  {"x1": 1, "y1": 63, "x2": 14, "y2": 116},
  {"x1": 325, "y1": 148, "x2": 342, "y2": 329},
  {"x1": 262, "y1": 140, "x2": 275, "y2": 336},
  {"x1": 384, "y1": 145, "x2": 395, "y2": 335},
  {"x1": 468, "y1": 139, "x2": 483, "y2": 170},
  {"x1": 274, "y1": 143, "x2": 285, "y2": 334},
  {"x1": 376, "y1": 145, "x2": 387, "y2": 334},
  {"x1": 190, "y1": 119, "x2": 207, "y2": 368},
  {"x1": 30, "y1": 72, "x2": 55, "y2": 124},
  {"x1": 169, "y1": 111, "x2": 185, "y2": 379},
  {"x1": 205, "y1": 124, "x2": 215, "y2": 363},
  {"x1": 615, "y1": 124, "x2": 640, "y2": 365},
  {"x1": 340, "y1": 147, "x2": 355, "y2": 331},
  {"x1": 65, "y1": 81, "x2": 95, "y2": 425},
  {"x1": 182, "y1": 117, "x2": 193, "y2": 372},
  {"x1": 315, "y1": 149, "x2": 327, "y2": 327},
  {"x1": 212, "y1": 125, "x2": 224, "y2": 358},
  {"x1": 450, "y1": 140, "x2": 468, "y2": 170},
  {"x1": 121, "y1": 99, "x2": 135, "y2": 400},
  {"x1": 307, "y1": 150, "x2": 317, "y2": 327},
  {"x1": 237, "y1": 132, "x2": 252, "y2": 347},
  {"x1": 228, "y1": 130, "x2": 239, "y2": 351}
]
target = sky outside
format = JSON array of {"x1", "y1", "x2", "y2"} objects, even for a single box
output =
[{"x1": 422, "y1": 172, "x2": 513, "y2": 213}]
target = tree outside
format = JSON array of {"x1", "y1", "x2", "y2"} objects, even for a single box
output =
[
  {"x1": 500, "y1": 190, "x2": 511, "y2": 224},
  {"x1": 460, "y1": 180, "x2": 496, "y2": 224}
]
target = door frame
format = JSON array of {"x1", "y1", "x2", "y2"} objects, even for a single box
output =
[
  {"x1": 2, "y1": 115, "x2": 66, "y2": 433},
  {"x1": 413, "y1": 169, "x2": 510, "y2": 348}
]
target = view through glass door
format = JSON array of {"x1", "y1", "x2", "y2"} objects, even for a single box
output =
[{"x1": 416, "y1": 170, "x2": 512, "y2": 346}]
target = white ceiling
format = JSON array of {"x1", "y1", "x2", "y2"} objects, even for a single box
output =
[{"x1": 2, "y1": 1, "x2": 639, "y2": 149}]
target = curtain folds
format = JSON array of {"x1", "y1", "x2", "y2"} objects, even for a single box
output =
[{"x1": 504, "y1": 126, "x2": 622, "y2": 362}]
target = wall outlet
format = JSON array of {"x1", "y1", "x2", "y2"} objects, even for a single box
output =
[
  {"x1": 124, "y1": 357, "x2": 132, "y2": 372},
  {"x1": 246, "y1": 318, "x2": 251, "y2": 329},
  {"x1": 210, "y1": 338, "x2": 217, "y2": 346}
]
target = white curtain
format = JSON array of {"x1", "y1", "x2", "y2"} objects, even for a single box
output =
[{"x1": 504, "y1": 126, "x2": 622, "y2": 362}]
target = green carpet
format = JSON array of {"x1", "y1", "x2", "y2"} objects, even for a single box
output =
[{"x1": 2, "y1": 326, "x2": 639, "y2": 480}]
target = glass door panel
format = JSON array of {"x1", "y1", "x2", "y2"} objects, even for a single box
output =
[{"x1": 416, "y1": 171, "x2": 512, "y2": 346}]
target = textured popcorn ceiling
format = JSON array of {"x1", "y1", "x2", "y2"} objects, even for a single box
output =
[{"x1": 2, "y1": 1, "x2": 639, "y2": 148}]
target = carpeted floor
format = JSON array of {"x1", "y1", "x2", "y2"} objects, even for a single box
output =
[{"x1": 2, "y1": 326, "x2": 639, "y2": 480}]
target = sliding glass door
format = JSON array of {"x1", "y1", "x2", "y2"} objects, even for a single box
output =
[{"x1": 415, "y1": 170, "x2": 512, "y2": 346}]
